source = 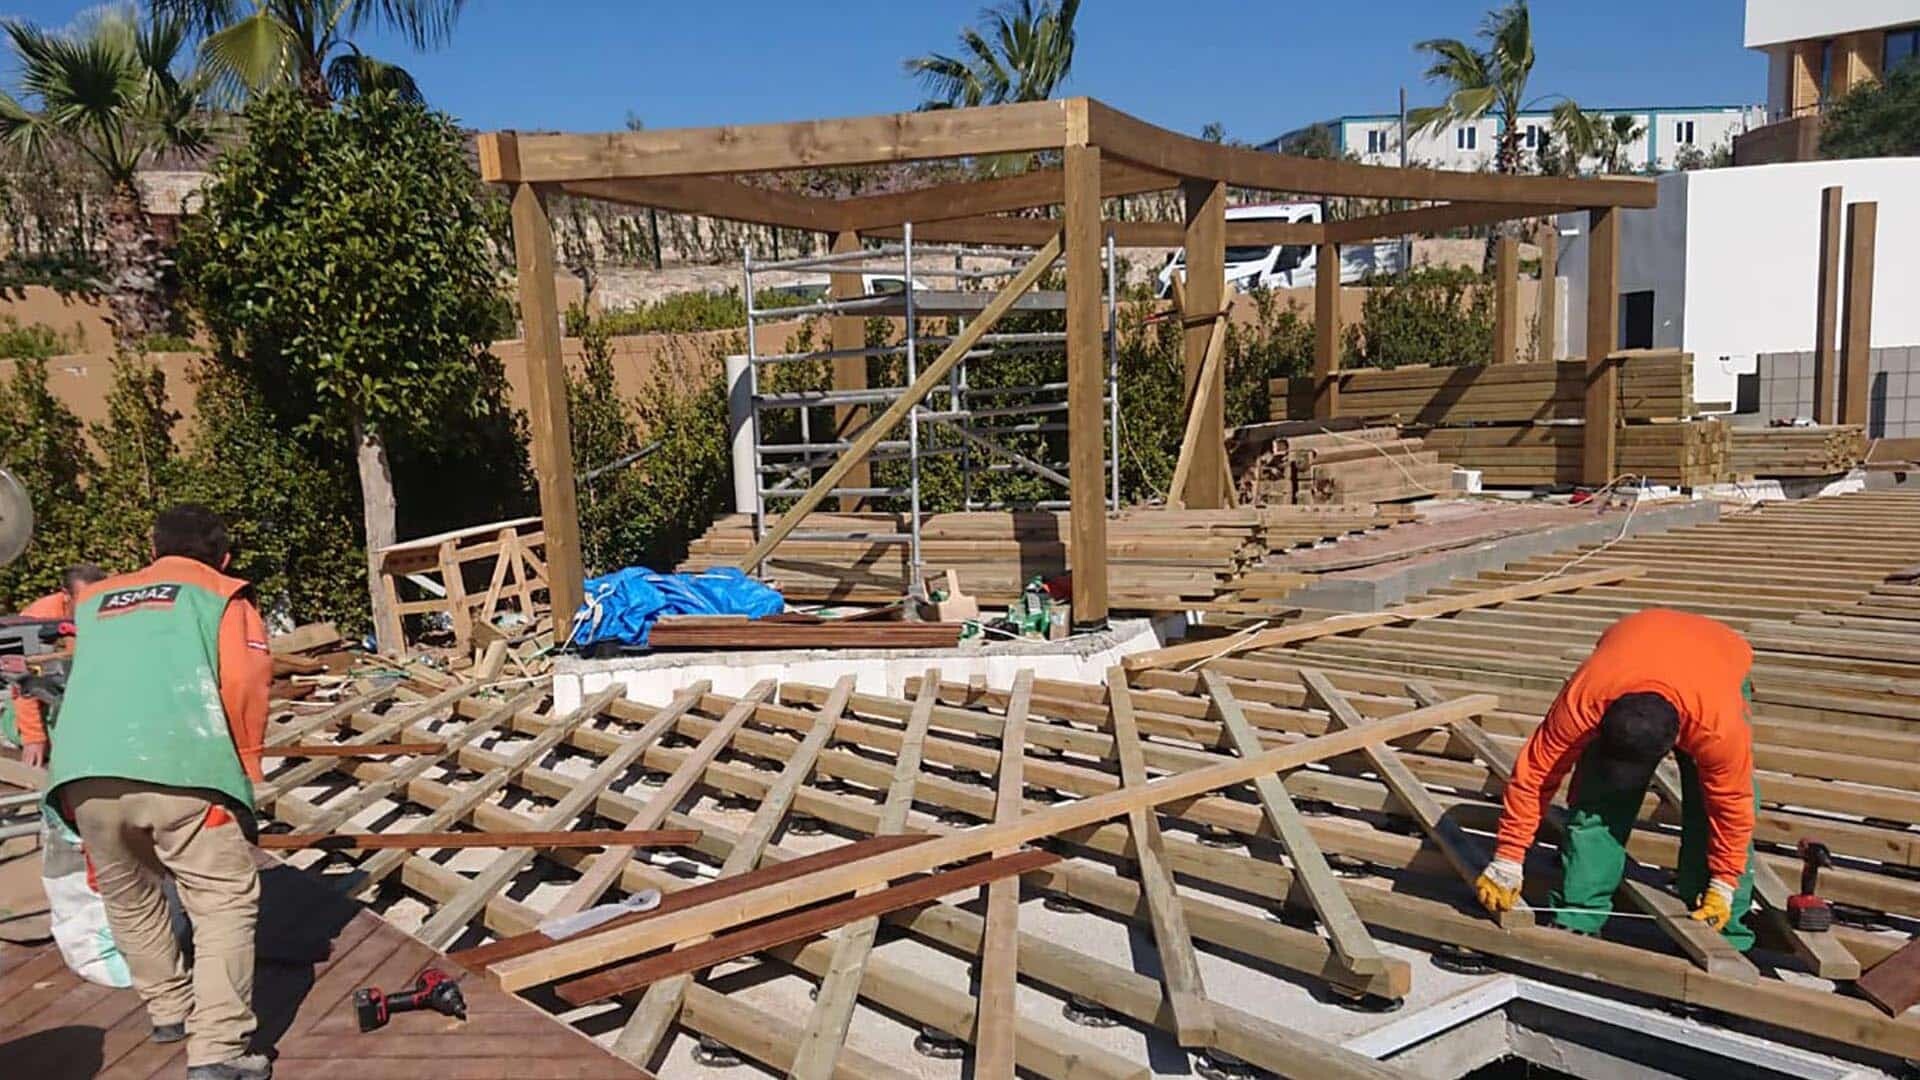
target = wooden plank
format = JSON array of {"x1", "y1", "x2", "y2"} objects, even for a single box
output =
[
  {"x1": 266, "y1": 742, "x2": 444, "y2": 758},
  {"x1": 737, "y1": 233, "x2": 1062, "y2": 574},
  {"x1": 271, "y1": 622, "x2": 341, "y2": 655},
  {"x1": 836, "y1": 158, "x2": 1173, "y2": 230},
  {"x1": 1300, "y1": 668, "x2": 1530, "y2": 930},
  {"x1": 555, "y1": 850, "x2": 1062, "y2": 1006},
  {"x1": 486, "y1": 693, "x2": 1497, "y2": 990},
  {"x1": 1814, "y1": 186, "x2": 1843, "y2": 424},
  {"x1": 1124, "y1": 566, "x2": 1645, "y2": 671},
  {"x1": 255, "y1": 680, "x2": 491, "y2": 806},
  {"x1": 830, "y1": 231, "x2": 871, "y2": 511},
  {"x1": 1108, "y1": 669, "x2": 1214, "y2": 1045},
  {"x1": 1857, "y1": 934, "x2": 1920, "y2": 1018},
  {"x1": 558, "y1": 176, "x2": 838, "y2": 232},
  {"x1": 1179, "y1": 178, "x2": 1228, "y2": 509},
  {"x1": 1323, "y1": 202, "x2": 1559, "y2": 245},
  {"x1": 509, "y1": 180, "x2": 585, "y2": 624},
  {"x1": 1494, "y1": 235, "x2": 1518, "y2": 365},
  {"x1": 479, "y1": 99, "x2": 1072, "y2": 182},
  {"x1": 789, "y1": 672, "x2": 941, "y2": 1080},
  {"x1": 1582, "y1": 206, "x2": 1619, "y2": 487},
  {"x1": 1202, "y1": 670, "x2": 1386, "y2": 977},
  {"x1": 266, "y1": 683, "x2": 400, "y2": 746},
  {"x1": 610, "y1": 676, "x2": 855, "y2": 1065},
  {"x1": 1082, "y1": 100, "x2": 1658, "y2": 208},
  {"x1": 974, "y1": 670, "x2": 1034, "y2": 1078},
  {"x1": 255, "y1": 829, "x2": 697, "y2": 852},
  {"x1": 1065, "y1": 144, "x2": 1108, "y2": 627},
  {"x1": 1314, "y1": 241, "x2": 1340, "y2": 420},
  {"x1": 1538, "y1": 222, "x2": 1558, "y2": 362},
  {"x1": 552, "y1": 679, "x2": 753, "y2": 916},
  {"x1": 417, "y1": 683, "x2": 646, "y2": 947},
  {"x1": 1839, "y1": 200, "x2": 1877, "y2": 427}
]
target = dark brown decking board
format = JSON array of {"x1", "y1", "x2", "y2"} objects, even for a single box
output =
[{"x1": 0, "y1": 861, "x2": 648, "y2": 1079}]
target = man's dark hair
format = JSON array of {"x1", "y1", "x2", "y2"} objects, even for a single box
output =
[
  {"x1": 62, "y1": 563, "x2": 107, "y2": 595},
  {"x1": 152, "y1": 504, "x2": 230, "y2": 569},
  {"x1": 1592, "y1": 692, "x2": 1681, "y2": 789}
]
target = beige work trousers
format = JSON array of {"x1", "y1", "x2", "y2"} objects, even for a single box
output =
[{"x1": 66, "y1": 777, "x2": 260, "y2": 1067}]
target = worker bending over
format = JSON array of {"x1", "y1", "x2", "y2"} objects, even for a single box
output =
[
  {"x1": 4, "y1": 562, "x2": 107, "y2": 767},
  {"x1": 1474, "y1": 607, "x2": 1760, "y2": 951},
  {"x1": 46, "y1": 505, "x2": 274, "y2": 1079}
]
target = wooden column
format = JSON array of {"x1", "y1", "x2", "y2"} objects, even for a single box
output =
[
  {"x1": 1312, "y1": 241, "x2": 1340, "y2": 419},
  {"x1": 1180, "y1": 179, "x2": 1228, "y2": 507},
  {"x1": 1064, "y1": 145, "x2": 1108, "y2": 629},
  {"x1": 509, "y1": 182, "x2": 585, "y2": 625},
  {"x1": 1493, "y1": 235, "x2": 1518, "y2": 364},
  {"x1": 1839, "y1": 201, "x2": 1878, "y2": 427},
  {"x1": 1814, "y1": 187, "x2": 1843, "y2": 424},
  {"x1": 1537, "y1": 223, "x2": 1558, "y2": 362},
  {"x1": 828, "y1": 230, "x2": 871, "y2": 510},
  {"x1": 1581, "y1": 207, "x2": 1619, "y2": 487}
]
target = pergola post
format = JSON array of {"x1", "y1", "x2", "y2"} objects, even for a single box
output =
[
  {"x1": 1180, "y1": 179, "x2": 1228, "y2": 508},
  {"x1": 1536, "y1": 222, "x2": 1558, "y2": 362},
  {"x1": 1313, "y1": 241, "x2": 1341, "y2": 419},
  {"x1": 1839, "y1": 200, "x2": 1877, "y2": 427},
  {"x1": 828, "y1": 230, "x2": 870, "y2": 510},
  {"x1": 508, "y1": 179, "x2": 586, "y2": 626},
  {"x1": 1064, "y1": 144, "x2": 1108, "y2": 629},
  {"x1": 1581, "y1": 206, "x2": 1619, "y2": 487},
  {"x1": 1493, "y1": 235, "x2": 1518, "y2": 364},
  {"x1": 1813, "y1": 186, "x2": 1843, "y2": 424}
]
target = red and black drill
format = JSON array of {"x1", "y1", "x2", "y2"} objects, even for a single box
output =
[
  {"x1": 354, "y1": 968, "x2": 467, "y2": 1032},
  {"x1": 1786, "y1": 839, "x2": 1834, "y2": 932}
]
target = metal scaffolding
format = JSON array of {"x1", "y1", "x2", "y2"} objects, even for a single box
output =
[{"x1": 740, "y1": 225, "x2": 1119, "y2": 592}]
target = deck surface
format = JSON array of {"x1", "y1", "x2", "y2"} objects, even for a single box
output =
[{"x1": 0, "y1": 859, "x2": 649, "y2": 1079}]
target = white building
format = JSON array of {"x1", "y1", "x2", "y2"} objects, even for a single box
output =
[
  {"x1": 1555, "y1": 158, "x2": 1920, "y2": 435},
  {"x1": 1736, "y1": 1, "x2": 1920, "y2": 163},
  {"x1": 1265, "y1": 106, "x2": 1764, "y2": 174}
]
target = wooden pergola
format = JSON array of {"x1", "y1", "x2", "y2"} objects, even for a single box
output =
[{"x1": 478, "y1": 98, "x2": 1656, "y2": 629}]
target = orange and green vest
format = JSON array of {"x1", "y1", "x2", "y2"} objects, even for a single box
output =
[{"x1": 46, "y1": 559, "x2": 254, "y2": 827}]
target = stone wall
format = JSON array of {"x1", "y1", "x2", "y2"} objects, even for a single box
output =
[{"x1": 1753, "y1": 346, "x2": 1920, "y2": 437}]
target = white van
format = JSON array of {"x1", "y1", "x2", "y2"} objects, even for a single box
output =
[{"x1": 1156, "y1": 203, "x2": 1404, "y2": 296}]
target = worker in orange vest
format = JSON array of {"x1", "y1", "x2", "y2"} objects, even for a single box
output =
[
  {"x1": 1473, "y1": 608, "x2": 1760, "y2": 950},
  {"x1": 3, "y1": 562, "x2": 107, "y2": 767}
]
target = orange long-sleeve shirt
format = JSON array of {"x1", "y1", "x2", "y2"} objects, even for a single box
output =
[
  {"x1": 1494, "y1": 608, "x2": 1756, "y2": 884},
  {"x1": 8, "y1": 589, "x2": 72, "y2": 748}
]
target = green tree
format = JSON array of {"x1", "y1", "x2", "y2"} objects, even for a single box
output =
[
  {"x1": 0, "y1": 359, "x2": 94, "y2": 609},
  {"x1": 178, "y1": 90, "x2": 514, "y2": 647},
  {"x1": 1410, "y1": 1, "x2": 1582, "y2": 175},
  {"x1": 0, "y1": 7, "x2": 208, "y2": 345},
  {"x1": 1821, "y1": 61, "x2": 1920, "y2": 159},
  {"x1": 154, "y1": 0, "x2": 464, "y2": 105},
  {"x1": 1553, "y1": 110, "x2": 1646, "y2": 174},
  {"x1": 906, "y1": 0, "x2": 1080, "y2": 109}
]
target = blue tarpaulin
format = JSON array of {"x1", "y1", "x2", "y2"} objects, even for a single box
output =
[{"x1": 568, "y1": 567, "x2": 784, "y2": 648}]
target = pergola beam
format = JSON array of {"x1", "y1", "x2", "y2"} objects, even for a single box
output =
[
  {"x1": 1323, "y1": 201, "x2": 1559, "y2": 245},
  {"x1": 836, "y1": 158, "x2": 1175, "y2": 231},
  {"x1": 557, "y1": 176, "x2": 840, "y2": 233},
  {"x1": 861, "y1": 216, "x2": 1320, "y2": 248}
]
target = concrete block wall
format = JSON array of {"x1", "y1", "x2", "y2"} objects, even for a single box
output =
[{"x1": 1754, "y1": 346, "x2": 1920, "y2": 437}]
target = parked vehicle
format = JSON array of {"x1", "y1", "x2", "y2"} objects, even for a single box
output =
[{"x1": 1155, "y1": 203, "x2": 1405, "y2": 296}]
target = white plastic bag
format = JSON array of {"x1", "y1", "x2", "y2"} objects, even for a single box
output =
[{"x1": 40, "y1": 807, "x2": 131, "y2": 988}]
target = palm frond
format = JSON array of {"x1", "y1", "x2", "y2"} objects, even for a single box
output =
[
  {"x1": 326, "y1": 44, "x2": 422, "y2": 101},
  {"x1": 355, "y1": 0, "x2": 468, "y2": 52},
  {"x1": 200, "y1": 10, "x2": 296, "y2": 94},
  {"x1": 149, "y1": 0, "x2": 248, "y2": 40}
]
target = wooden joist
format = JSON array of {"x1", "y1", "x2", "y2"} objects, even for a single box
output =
[
  {"x1": 255, "y1": 828, "x2": 698, "y2": 852},
  {"x1": 1277, "y1": 352, "x2": 1694, "y2": 425}
]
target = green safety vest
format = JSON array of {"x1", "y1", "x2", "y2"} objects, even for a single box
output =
[{"x1": 46, "y1": 558, "x2": 255, "y2": 828}]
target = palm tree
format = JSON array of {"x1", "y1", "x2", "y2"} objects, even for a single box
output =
[
  {"x1": 1551, "y1": 109, "x2": 1647, "y2": 174},
  {"x1": 0, "y1": 8, "x2": 209, "y2": 346},
  {"x1": 905, "y1": 0, "x2": 1080, "y2": 109},
  {"x1": 1409, "y1": 1, "x2": 1579, "y2": 175},
  {"x1": 152, "y1": 0, "x2": 465, "y2": 107}
]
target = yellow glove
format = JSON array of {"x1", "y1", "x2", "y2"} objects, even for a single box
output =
[
  {"x1": 1474, "y1": 858, "x2": 1524, "y2": 916},
  {"x1": 1690, "y1": 878, "x2": 1736, "y2": 931}
]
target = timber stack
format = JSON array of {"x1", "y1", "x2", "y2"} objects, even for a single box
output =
[
  {"x1": 679, "y1": 506, "x2": 1414, "y2": 610},
  {"x1": 1229, "y1": 421, "x2": 1453, "y2": 505},
  {"x1": 1729, "y1": 424, "x2": 1869, "y2": 478},
  {"x1": 1279, "y1": 350, "x2": 1738, "y2": 488}
]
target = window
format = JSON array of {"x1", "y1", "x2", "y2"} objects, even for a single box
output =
[
  {"x1": 1524, "y1": 123, "x2": 1541, "y2": 148},
  {"x1": 1456, "y1": 126, "x2": 1477, "y2": 150},
  {"x1": 1888, "y1": 26, "x2": 1920, "y2": 74},
  {"x1": 1820, "y1": 40, "x2": 1835, "y2": 99},
  {"x1": 1676, "y1": 120, "x2": 1695, "y2": 145},
  {"x1": 1366, "y1": 129, "x2": 1387, "y2": 154}
]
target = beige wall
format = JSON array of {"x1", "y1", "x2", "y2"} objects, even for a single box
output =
[{"x1": 0, "y1": 286, "x2": 118, "y2": 353}]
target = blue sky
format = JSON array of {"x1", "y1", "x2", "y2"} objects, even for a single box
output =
[{"x1": 1, "y1": 1, "x2": 1764, "y2": 140}]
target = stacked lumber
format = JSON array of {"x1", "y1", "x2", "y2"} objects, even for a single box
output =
[
  {"x1": 1273, "y1": 351, "x2": 1693, "y2": 424},
  {"x1": 1420, "y1": 419, "x2": 1730, "y2": 487},
  {"x1": 1729, "y1": 424, "x2": 1868, "y2": 477},
  {"x1": 1229, "y1": 423, "x2": 1451, "y2": 505},
  {"x1": 679, "y1": 506, "x2": 1416, "y2": 609}
]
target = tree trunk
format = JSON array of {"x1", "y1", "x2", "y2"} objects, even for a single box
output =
[
  {"x1": 102, "y1": 184, "x2": 171, "y2": 350},
  {"x1": 299, "y1": 57, "x2": 332, "y2": 108},
  {"x1": 354, "y1": 417, "x2": 403, "y2": 655}
]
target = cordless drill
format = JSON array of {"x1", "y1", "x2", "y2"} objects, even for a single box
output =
[
  {"x1": 354, "y1": 968, "x2": 467, "y2": 1032},
  {"x1": 1786, "y1": 839, "x2": 1834, "y2": 932}
]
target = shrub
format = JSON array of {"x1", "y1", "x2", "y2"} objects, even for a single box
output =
[
  {"x1": 0, "y1": 358, "x2": 93, "y2": 610},
  {"x1": 1345, "y1": 266, "x2": 1494, "y2": 369},
  {"x1": 0, "y1": 316, "x2": 78, "y2": 360},
  {"x1": 593, "y1": 287, "x2": 812, "y2": 335},
  {"x1": 1822, "y1": 60, "x2": 1920, "y2": 159}
]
